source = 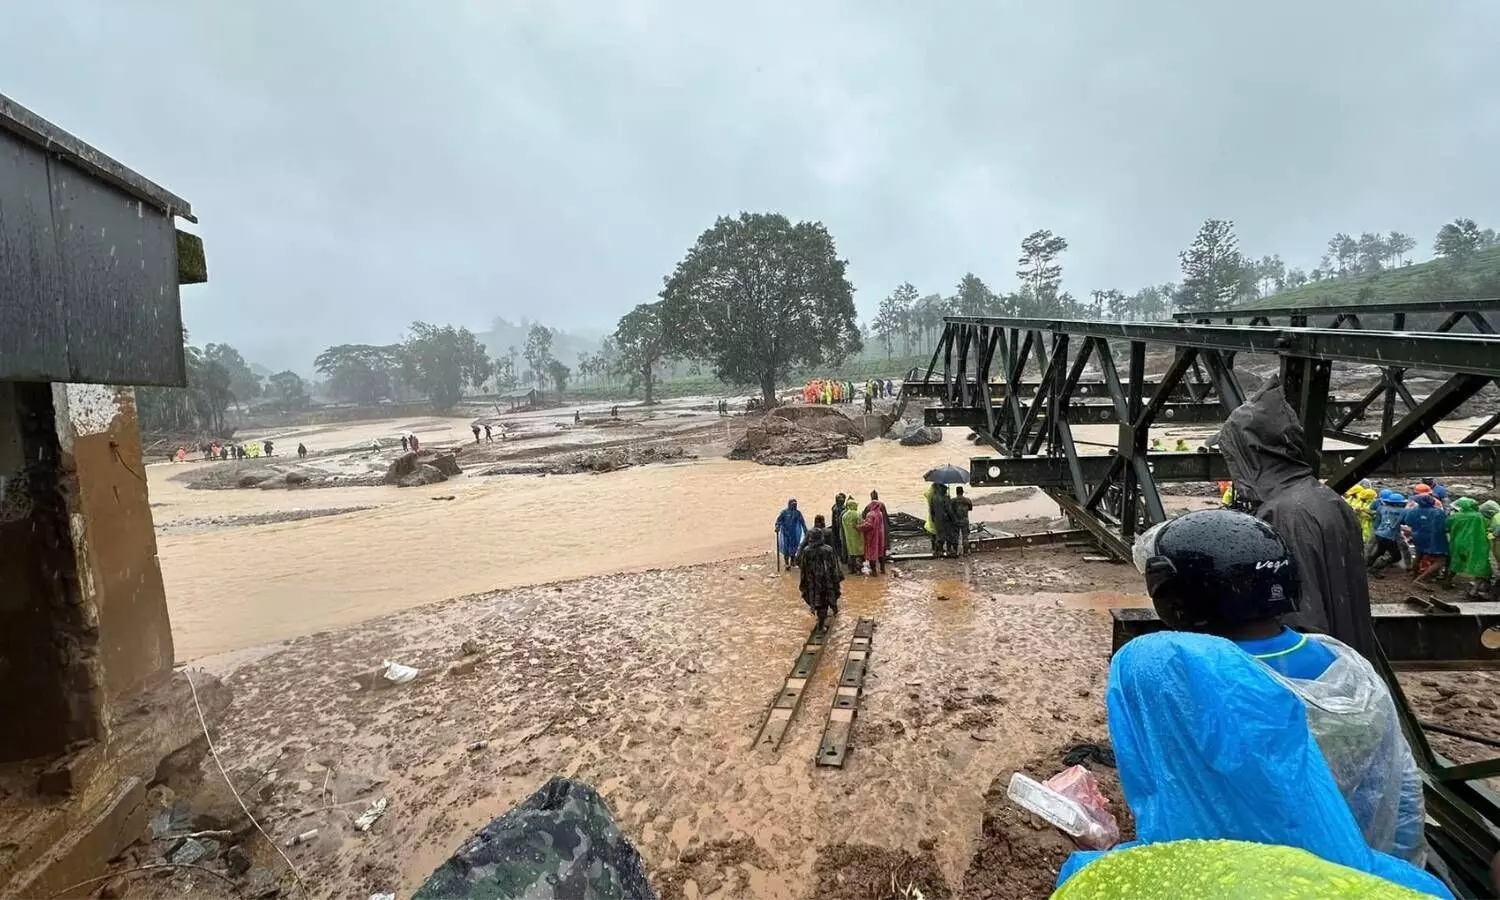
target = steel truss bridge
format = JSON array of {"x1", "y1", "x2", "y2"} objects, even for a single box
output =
[{"x1": 908, "y1": 298, "x2": 1500, "y2": 896}]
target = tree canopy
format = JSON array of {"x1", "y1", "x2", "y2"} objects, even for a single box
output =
[
  {"x1": 1434, "y1": 217, "x2": 1483, "y2": 262},
  {"x1": 611, "y1": 302, "x2": 670, "y2": 403},
  {"x1": 400, "y1": 321, "x2": 492, "y2": 411},
  {"x1": 658, "y1": 212, "x2": 860, "y2": 404},
  {"x1": 523, "y1": 324, "x2": 554, "y2": 387},
  {"x1": 314, "y1": 344, "x2": 401, "y2": 405},
  {"x1": 267, "y1": 370, "x2": 309, "y2": 413},
  {"x1": 1177, "y1": 219, "x2": 1244, "y2": 312}
]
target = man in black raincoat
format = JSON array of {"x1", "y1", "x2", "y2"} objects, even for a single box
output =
[
  {"x1": 1216, "y1": 383, "x2": 1377, "y2": 660},
  {"x1": 798, "y1": 530, "x2": 843, "y2": 629},
  {"x1": 830, "y1": 493, "x2": 848, "y2": 566}
]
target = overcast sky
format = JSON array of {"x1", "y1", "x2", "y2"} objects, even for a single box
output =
[{"x1": 4, "y1": 2, "x2": 1496, "y2": 371}]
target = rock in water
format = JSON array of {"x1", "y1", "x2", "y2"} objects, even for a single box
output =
[
  {"x1": 899, "y1": 424, "x2": 943, "y2": 446},
  {"x1": 430, "y1": 452, "x2": 462, "y2": 476},
  {"x1": 397, "y1": 464, "x2": 447, "y2": 488}
]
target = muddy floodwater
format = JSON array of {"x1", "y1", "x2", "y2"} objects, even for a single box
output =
[{"x1": 151, "y1": 423, "x2": 1061, "y2": 660}]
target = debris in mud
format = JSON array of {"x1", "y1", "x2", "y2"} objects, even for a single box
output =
[
  {"x1": 353, "y1": 796, "x2": 389, "y2": 831},
  {"x1": 769, "y1": 405, "x2": 867, "y2": 443},
  {"x1": 811, "y1": 843, "x2": 952, "y2": 900},
  {"x1": 657, "y1": 838, "x2": 774, "y2": 900},
  {"x1": 480, "y1": 445, "x2": 691, "y2": 476},
  {"x1": 961, "y1": 747, "x2": 1134, "y2": 898},
  {"x1": 155, "y1": 506, "x2": 373, "y2": 535},
  {"x1": 729, "y1": 415, "x2": 850, "y2": 466}
]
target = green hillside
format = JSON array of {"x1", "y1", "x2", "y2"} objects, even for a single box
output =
[{"x1": 1245, "y1": 247, "x2": 1500, "y2": 310}]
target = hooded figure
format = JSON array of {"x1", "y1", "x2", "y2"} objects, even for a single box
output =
[
  {"x1": 798, "y1": 530, "x2": 843, "y2": 628},
  {"x1": 840, "y1": 499, "x2": 865, "y2": 571},
  {"x1": 862, "y1": 491, "x2": 891, "y2": 563},
  {"x1": 829, "y1": 494, "x2": 847, "y2": 561},
  {"x1": 1216, "y1": 384, "x2": 1375, "y2": 659},
  {"x1": 1402, "y1": 494, "x2": 1448, "y2": 557},
  {"x1": 1056, "y1": 632, "x2": 1451, "y2": 898},
  {"x1": 1447, "y1": 497, "x2": 1492, "y2": 580},
  {"x1": 774, "y1": 500, "x2": 807, "y2": 567}
]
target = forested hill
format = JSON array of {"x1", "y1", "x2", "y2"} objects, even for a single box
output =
[{"x1": 1246, "y1": 246, "x2": 1500, "y2": 310}]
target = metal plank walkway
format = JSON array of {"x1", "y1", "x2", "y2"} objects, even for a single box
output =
[
  {"x1": 816, "y1": 618, "x2": 876, "y2": 768},
  {"x1": 751, "y1": 622, "x2": 830, "y2": 752}
]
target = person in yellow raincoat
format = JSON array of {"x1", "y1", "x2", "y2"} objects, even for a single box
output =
[{"x1": 1355, "y1": 486, "x2": 1378, "y2": 544}]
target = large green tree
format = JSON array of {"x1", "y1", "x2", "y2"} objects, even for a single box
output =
[
  {"x1": 523, "y1": 324, "x2": 554, "y2": 387},
  {"x1": 659, "y1": 212, "x2": 860, "y2": 405},
  {"x1": 267, "y1": 370, "x2": 309, "y2": 413},
  {"x1": 1177, "y1": 219, "x2": 1244, "y2": 312},
  {"x1": 1386, "y1": 231, "x2": 1416, "y2": 266},
  {"x1": 611, "y1": 302, "x2": 670, "y2": 404},
  {"x1": 314, "y1": 344, "x2": 401, "y2": 405},
  {"x1": 872, "y1": 282, "x2": 918, "y2": 358},
  {"x1": 1016, "y1": 229, "x2": 1068, "y2": 314},
  {"x1": 1434, "y1": 218, "x2": 1483, "y2": 262},
  {"x1": 203, "y1": 343, "x2": 261, "y2": 408},
  {"x1": 400, "y1": 321, "x2": 492, "y2": 411},
  {"x1": 953, "y1": 273, "x2": 996, "y2": 317}
]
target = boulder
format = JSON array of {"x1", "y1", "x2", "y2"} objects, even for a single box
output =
[
  {"x1": 430, "y1": 452, "x2": 462, "y2": 476},
  {"x1": 397, "y1": 464, "x2": 448, "y2": 488},
  {"x1": 284, "y1": 470, "x2": 310, "y2": 485},
  {"x1": 899, "y1": 424, "x2": 943, "y2": 447},
  {"x1": 384, "y1": 451, "x2": 422, "y2": 482},
  {"x1": 236, "y1": 471, "x2": 272, "y2": 488}
]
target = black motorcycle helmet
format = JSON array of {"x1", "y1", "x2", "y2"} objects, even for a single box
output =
[{"x1": 1132, "y1": 508, "x2": 1300, "y2": 631}]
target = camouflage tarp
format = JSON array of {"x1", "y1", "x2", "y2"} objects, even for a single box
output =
[{"x1": 414, "y1": 777, "x2": 656, "y2": 900}]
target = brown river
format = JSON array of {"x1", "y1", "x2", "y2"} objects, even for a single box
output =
[{"x1": 149, "y1": 432, "x2": 1059, "y2": 660}]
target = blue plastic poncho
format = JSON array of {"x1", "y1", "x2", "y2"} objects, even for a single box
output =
[
  {"x1": 1057, "y1": 633, "x2": 1450, "y2": 898},
  {"x1": 774, "y1": 501, "x2": 806, "y2": 559}
]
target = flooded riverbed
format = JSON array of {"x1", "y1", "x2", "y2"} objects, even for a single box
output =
[{"x1": 151, "y1": 426, "x2": 1059, "y2": 659}]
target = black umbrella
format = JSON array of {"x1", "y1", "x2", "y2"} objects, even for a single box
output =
[{"x1": 923, "y1": 464, "x2": 969, "y2": 484}]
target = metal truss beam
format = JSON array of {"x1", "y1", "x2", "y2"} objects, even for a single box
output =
[
  {"x1": 968, "y1": 446, "x2": 1500, "y2": 488},
  {"x1": 927, "y1": 400, "x2": 1366, "y2": 429},
  {"x1": 940, "y1": 316, "x2": 1500, "y2": 378},
  {"x1": 1110, "y1": 604, "x2": 1500, "y2": 666},
  {"x1": 1173, "y1": 297, "x2": 1500, "y2": 323},
  {"x1": 903, "y1": 378, "x2": 1195, "y2": 401}
]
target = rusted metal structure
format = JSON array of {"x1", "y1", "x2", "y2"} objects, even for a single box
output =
[{"x1": 908, "y1": 303, "x2": 1500, "y2": 896}]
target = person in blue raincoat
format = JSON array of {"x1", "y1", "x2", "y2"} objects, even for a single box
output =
[
  {"x1": 1056, "y1": 631, "x2": 1451, "y2": 898},
  {"x1": 774, "y1": 499, "x2": 807, "y2": 570}
]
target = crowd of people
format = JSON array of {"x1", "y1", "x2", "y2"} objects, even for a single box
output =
[
  {"x1": 774, "y1": 492, "x2": 891, "y2": 629},
  {"x1": 1347, "y1": 480, "x2": 1500, "y2": 598},
  {"x1": 799, "y1": 378, "x2": 898, "y2": 412}
]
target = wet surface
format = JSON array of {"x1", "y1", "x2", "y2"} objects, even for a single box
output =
[
  {"x1": 193, "y1": 553, "x2": 1143, "y2": 899},
  {"x1": 149, "y1": 416, "x2": 1053, "y2": 659}
]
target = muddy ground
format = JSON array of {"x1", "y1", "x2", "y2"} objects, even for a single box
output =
[{"x1": 149, "y1": 552, "x2": 1136, "y2": 899}]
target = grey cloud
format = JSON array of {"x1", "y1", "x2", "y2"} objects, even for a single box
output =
[{"x1": 3, "y1": 1, "x2": 1496, "y2": 371}]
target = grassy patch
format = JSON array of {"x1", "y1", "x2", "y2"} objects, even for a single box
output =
[{"x1": 1247, "y1": 247, "x2": 1500, "y2": 310}]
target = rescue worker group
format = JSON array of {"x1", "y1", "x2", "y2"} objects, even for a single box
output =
[{"x1": 784, "y1": 383, "x2": 1496, "y2": 897}]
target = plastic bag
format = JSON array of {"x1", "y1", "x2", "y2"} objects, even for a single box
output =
[
  {"x1": 381, "y1": 660, "x2": 418, "y2": 685},
  {"x1": 1260, "y1": 635, "x2": 1426, "y2": 865},
  {"x1": 1008, "y1": 766, "x2": 1119, "y2": 850}
]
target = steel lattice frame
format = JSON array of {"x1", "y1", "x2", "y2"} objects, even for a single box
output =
[{"x1": 908, "y1": 301, "x2": 1500, "y2": 896}]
